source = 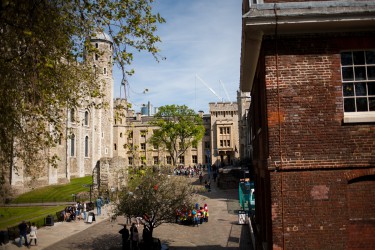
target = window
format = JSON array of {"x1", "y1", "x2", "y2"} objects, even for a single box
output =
[
  {"x1": 85, "y1": 136, "x2": 89, "y2": 157},
  {"x1": 70, "y1": 134, "x2": 75, "y2": 156},
  {"x1": 192, "y1": 142, "x2": 197, "y2": 149},
  {"x1": 59, "y1": 133, "x2": 63, "y2": 145},
  {"x1": 128, "y1": 157, "x2": 133, "y2": 165},
  {"x1": 103, "y1": 67, "x2": 107, "y2": 75},
  {"x1": 204, "y1": 141, "x2": 210, "y2": 149},
  {"x1": 220, "y1": 128, "x2": 223, "y2": 134},
  {"x1": 153, "y1": 156, "x2": 158, "y2": 165},
  {"x1": 120, "y1": 133, "x2": 123, "y2": 138},
  {"x1": 114, "y1": 143, "x2": 117, "y2": 151},
  {"x1": 220, "y1": 140, "x2": 223, "y2": 147},
  {"x1": 141, "y1": 130, "x2": 146, "y2": 138},
  {"x1": 95, "y1": 43, "x2": 98, "y2": 48},
  {"x1": 128, "y1": 131, "x2": 133, "y2": 139},
  {"x1": 70, "y1": 108, "x2": 75, "y2": 122},
  {"x1": 95, "y1": 54, "x2": 99, "y2": 61},
  {"x1": 141, "y1": 143, "x2": 146, "y2": 150},
  {"x1": 84, "y1": 111, "x2": 89, "y2": 126},
  {"x1": 192, "y1": 155, "x2": 198, "y2": 164},
  {"x1": 341, "y1": 50, "x2": 375, "y2": 122},
  {"x1": 179, "y1": 155, "x2": 185, "y2": 164},
  {"x1": 166, "y1": 156, "x2": 172, "y2": 164},
  {"x1": 153, "y1": 143, "x2": 158, "y2": 150}
]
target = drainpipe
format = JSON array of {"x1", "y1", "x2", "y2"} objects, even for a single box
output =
[{"x1": 274, "y1": 4, "x2": 285, "y2": 250}]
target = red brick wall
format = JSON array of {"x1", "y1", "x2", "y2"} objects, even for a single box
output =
[
  {"x1": 263, "y1": 33, "x2": 375, "y2": 170},
  {"x1": 270, "y1": 170, "x2": 375, "y2": 249},
  {"x1": 255, "y1": 32, "x2": 375, "y2": 249}
]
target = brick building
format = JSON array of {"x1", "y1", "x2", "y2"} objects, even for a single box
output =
[{"x1": 240, "y1": 0, "x2": 375, "y2": 249}]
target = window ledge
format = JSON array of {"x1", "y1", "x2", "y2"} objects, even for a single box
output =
[{"x1": 343, "y1": 112, "x2": 375, "y2": 123}]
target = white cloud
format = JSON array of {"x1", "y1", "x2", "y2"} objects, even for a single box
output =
[{"x1": 113, "y1": 0, "x2": 242, "y2": 113}]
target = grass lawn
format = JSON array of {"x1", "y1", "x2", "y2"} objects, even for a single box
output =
[
  {"x1": 0, "y1": 176, "x2": 93, "y2": 230},
  {"x1": 0, "y1": 206, "x2": 65, "y2": 230},
  {"x1": 12, "y1": 176, "x2": 93, "y2": 203}
]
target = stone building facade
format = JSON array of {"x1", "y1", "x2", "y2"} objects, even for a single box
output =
[
  {"x1": 209, "y1": 102, "x2": 240, "y2": 167},
  {"x1": 11, "y1": 33, "x2": 114, "y2": 192},
  {"x1": 240, "y1": 0, "x2": 375, "y2": 249}
]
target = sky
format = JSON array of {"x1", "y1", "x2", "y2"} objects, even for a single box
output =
[{"x1": 113, "y1": 0, "x2": 242, "y2": 114}]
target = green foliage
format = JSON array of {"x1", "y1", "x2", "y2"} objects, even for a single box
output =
[
  {"x1": 116, "y1": 170, "x2": 194, "y2": 235},
  {"x1": 0, "y1": 0, "x2": 165, "y2": 188},
  {"x1": 0, "y1": 206, "x2": 65, "y2": 230},
  {"x1": 12, "y1": 176, "x2": 92, "y2": 203},
  {"x1": 149, "y1": 105, "x2": 205, "y2": 166}
]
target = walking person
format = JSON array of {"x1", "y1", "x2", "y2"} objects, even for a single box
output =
[
  {"x1": 82, "y1": 201, "x2": 87, "y2": 221},
  {"x1": 119, "y1": 224, "x2": 130, "y2": 250},
  {"x1": 28, "y1": 222, "x2": 37, "y2": 246},
  {"x1": 130, "y1": 223, "x2": 139, "y2": 250},
  {"x1": 96, "y1": 197, "x2": 103, "y2": 216},
  {"x1": 18, "y1": 220, "x2": 29, "y2": 248}
]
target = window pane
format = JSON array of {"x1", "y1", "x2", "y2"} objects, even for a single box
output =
[
  {"x1": 344, "y1": 98, "x2": 355, "y2": 112},
  {"x1": 356, "y1": 98, "x2": 368, "y2": 111},
  {"x1": 369, "y1": 97, "x2": 375, "y2": 111},
  {"x1": 341, "y1": 52, "x2": 352, "y2": 65},
  {"x1": 367, "y1": 66, "x2": 375, "y2": 80},
  {"x1": 365, "y1": 51, "x2": 375, "y2": 64},
  {"x1": 353, "y1": 51, "x2": 365, "y2": 65},
  {"x1": 368, "y1": 83, "x2": 375, "y2": 95},
  {"x1": 342, "y1": 67, "x2": 354, "y2": 81},
  {"x1": 355, "y1": 82, "x2": 367, "y2": 96},
  {"x1": 354, "y1": 66, "x2": 366, "y2": 80},
  {"x1": 343, "y1": 83, "x2": 354, "y2": 96}
]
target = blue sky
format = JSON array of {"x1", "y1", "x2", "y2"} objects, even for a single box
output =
[{"x1": 113, "y1": 0, "x2": 242, "y2": 114}]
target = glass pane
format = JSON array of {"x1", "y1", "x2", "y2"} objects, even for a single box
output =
[
  {"x1": 342, "y1": 67, "x2": 354, "y2": 81},
  {"x1": 355, "y1": 82, "x2": 367, "y2": 96},
  {"x1": 368, "y1": 83, "x2": 375, "y2": 95},
  {"x1": 354, "y1": 66, "x2": 366, "y2": 80},
  {"x1": 343, "y1": 82, "x2": 354, "y2": 96},
  {"x1": 344, "y1": 98, "x2": 355, "y2": 112},
  {"x1": 341, "y1": 52, "x2": 352, "y2": 65},
  {"x1": 365, "y1": 51, "x2": 375, "y2": 64},
  {"x1": 353, "y1": 51, "x2": 365, "y2": 65},
  {"x1": 369, "y1": 98, "x2": 375, "y2": 111},
  {"x1": 356, "y1": 98, "x2": 368, "y2": 111},
  {"x1": 367, "y1": 66, "x2": 375, "y2": 80}
]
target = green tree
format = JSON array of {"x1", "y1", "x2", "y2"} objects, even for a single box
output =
[
  {"x1": 149, "y1": 105, "x2": 205, "y2": 167},
  {"x1": 116, "y1": 169, "x2": 194, "y2": 238},
  {"x1": 0, "y1": 0, "x2": 165, "y2": 192}
]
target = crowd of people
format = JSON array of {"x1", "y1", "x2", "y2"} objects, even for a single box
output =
[
  {"x1": 61, "y1": 201, "x2": 88, "y2": 222},
  {"x1": 175, "y1": 203, "x2": 209, "y2": 226}
]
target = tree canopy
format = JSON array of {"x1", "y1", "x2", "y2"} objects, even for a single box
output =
[
  {"x1": 115, "y1": 169, "x2": 194, "y2": 236},
  {"x1": 0, "y1": 0, "x2": 165, "y2": 188},
  {"x1": 148, "y1": 105, "x2": 205, "y2": 167}
]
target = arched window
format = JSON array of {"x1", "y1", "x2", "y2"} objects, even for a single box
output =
[
  {"x1": 120, "y1": 133, "x2": 123, "y2": 138},
  {"x1": 70, "y1": 134, "x2": 75, "y2": 156},
  {"x1": 59, "y1": 133, "x2": 63, "y2": 145},
  {"x1": 85, "y1": 136, "x2": 89, "y2": 157},
  {"x1": 114, "y1": 143, "x2": 117, "y2": 151},
  {"x1": 70, "y1": 108, "x2": 75, "y2": 122},
  {"x1": 103, "y1": 68, "x2": 107, "y2": 75},
  {"x1": 84, "y1": 111, "x2": 89, "y2": 126}
]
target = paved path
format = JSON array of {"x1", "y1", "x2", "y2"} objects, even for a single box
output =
[{"x1": 2, "y1": 181, "x2": 252, "y2": 250}]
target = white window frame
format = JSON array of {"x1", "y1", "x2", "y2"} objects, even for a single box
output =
[{"x1": 341, "y1": 50, "x2": 375, "y2": 123}]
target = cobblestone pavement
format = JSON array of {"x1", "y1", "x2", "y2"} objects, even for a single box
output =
[{"x1": 3, "y1": 177, "x2": 252, "y2": 250}]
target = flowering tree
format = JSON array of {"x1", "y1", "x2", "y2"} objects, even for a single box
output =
[{"x1": 116, "y1": 169, "x2": 194, "y2": 238}]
